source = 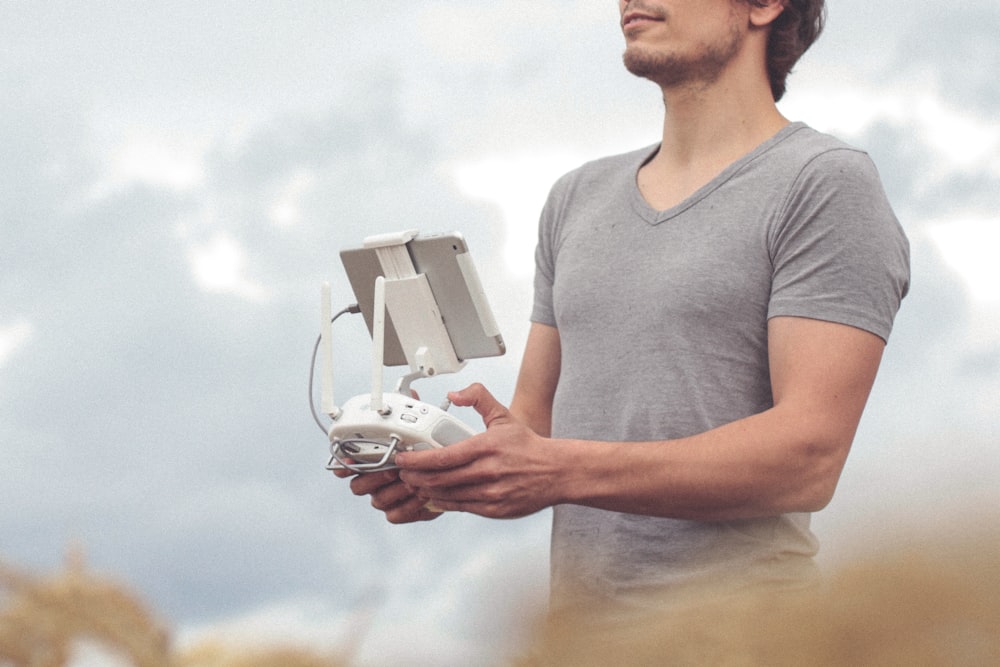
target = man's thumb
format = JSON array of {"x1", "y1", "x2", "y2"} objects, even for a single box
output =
[{"x1": 448, "y1": 383, "x2": 510, "y2": 428}]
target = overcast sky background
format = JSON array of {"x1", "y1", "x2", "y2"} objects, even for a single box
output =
[{"x1": 3, "y1": 2, "x2": 999, "y2": 665}]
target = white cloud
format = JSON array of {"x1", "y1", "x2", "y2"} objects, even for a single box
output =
[
  {"x1": 785, "y1": 81, "x2": 1000, "y2": 178},
  {"x1": 453, "y1": 153, "x2": 586, "y2": 277},
  {"x1": 414, "y1": 0, "x2": 609, "y2": 65},
  {"x1": 187, "y1": 233, "x2": 269, "y2": 301},
  {"x1": 0, "y1": 318, "x2": 33, "y2": 368},
  {"x1": 91, "y1": 131, "x2": 207, "y2": 200},
  {"x1": 927, "y1": 217, "x2": 1000, "y2": 304},
  {"x1": 269, "y1": 169, "x2": 317, "y2": 227},
  {"x1": 912, "y1": 99, "x2": 1000, "y2": 174}
]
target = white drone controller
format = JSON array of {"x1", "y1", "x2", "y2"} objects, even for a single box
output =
[
  {"x1": 316, "y1": 229, "x2": 503, "y2": 474},
  {"x1": 327, "y1": 393, "x2": 475, "y2": 471}
]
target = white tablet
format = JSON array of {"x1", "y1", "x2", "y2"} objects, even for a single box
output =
[{"x1": 339, "y1": 231, "x2": 506, "y2": 367}]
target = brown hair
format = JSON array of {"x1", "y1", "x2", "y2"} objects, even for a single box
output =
[{"x1": 748, "y1": 0, "x2": 826, "y2": 101}]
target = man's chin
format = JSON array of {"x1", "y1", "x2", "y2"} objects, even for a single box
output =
[
  {"x1": 622, "y1": 49, "x2": 732, "y2": 90},
  {"x1": 622, "y1": 49, "x2": 680, "y2": 86}
]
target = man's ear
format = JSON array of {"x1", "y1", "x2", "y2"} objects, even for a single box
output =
[{"x1": 749, "y1": 0, "x2": 786, "y2": 28}]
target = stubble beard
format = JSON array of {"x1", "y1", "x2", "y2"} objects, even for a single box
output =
[{"x1": 622, "y1": 17, "x2": 745, "y2": 91}]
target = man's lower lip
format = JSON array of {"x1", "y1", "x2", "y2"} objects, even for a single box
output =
[{"x1": 624, "y1": 18, "x2": 661, "y2": 32}]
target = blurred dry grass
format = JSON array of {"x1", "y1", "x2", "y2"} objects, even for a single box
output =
[
  {"x1": 516, "y1": 525, "x2": 1000, "y2": 666},
  {"x1": 0, "y1": 548, "x2": 346, "y2": 667},
  {"x1": 178, "y1": 644, "x2": 346, "y2": 667},
  {"x1": 4, "y1": 525, "x2": 999, "y2": 666}
]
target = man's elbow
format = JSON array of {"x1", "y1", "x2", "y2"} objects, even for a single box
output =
[
  {"x1": 795, "y1": 480, "x2": 839, "y2": 513},
  {"x1": 784, "y1": 434, "x2": 853, "y2": 513}
]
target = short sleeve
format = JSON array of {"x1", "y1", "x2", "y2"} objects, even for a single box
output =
[
  {"x1": 767, "y1": 149, "x2": 910, "y2": 341},
  {"x1": 530, "y1": 179, "x2": 564, "y2": 328}
]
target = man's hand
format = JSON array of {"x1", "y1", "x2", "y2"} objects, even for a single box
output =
[
  {"x1": 394, "y1": 383, "x2": 561, "y2": 519},
  {"x1": 332, "y1": 465, "x2": 442, "y2": 524}
]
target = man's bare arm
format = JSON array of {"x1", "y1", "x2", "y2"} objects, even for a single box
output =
[
  {"x1": 509, "y1": 322, "x2": 561, "y2": 437},
  {"x1": 396, "y1": 316, "x2": 886, "y2": 521}
]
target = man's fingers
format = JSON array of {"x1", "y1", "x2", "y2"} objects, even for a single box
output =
[
  {"x1": 448, "y1": 383, "x2": 512, "y2": 429},
  {"x1": 385, "y1": 500, "x2": 441, "y2": 524},
  {"x1": 370, "y1": 479, "x2": 419, "y2": 512},
  {"x1": 348, "y1": 468, "x2": 400, "y2": 496},
  {"x1": 395, "y1": 439, "x2": 479, "y2": 471}
]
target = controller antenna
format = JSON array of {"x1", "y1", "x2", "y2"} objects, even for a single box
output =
[{"x1": 320, "y1": 282, "x2": 341, "y2": 420}]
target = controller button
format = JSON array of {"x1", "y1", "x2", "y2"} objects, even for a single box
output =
[{"x1": 400, "y1": 413, "x2": 418, "y2": 424}]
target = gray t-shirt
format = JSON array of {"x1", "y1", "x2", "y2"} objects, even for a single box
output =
[{"x1": 531, "y1": 122, "x2": 910, "y2": 610}]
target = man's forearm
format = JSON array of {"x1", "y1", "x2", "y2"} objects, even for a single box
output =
[
  {"x1": 549, "y1": 402, "x2": 854, "y2": 521},
  {"x1": 510, "y1": 395, "x2": 552, "y2": 438}
]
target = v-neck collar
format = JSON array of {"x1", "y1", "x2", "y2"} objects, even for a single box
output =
[{"x1": 629, "y1": 122, "x2": 807, "y2": 226}]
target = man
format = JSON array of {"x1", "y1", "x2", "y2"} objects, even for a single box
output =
[{"x1": 338, "y1": 0, "x2": 910, "y2": 611}]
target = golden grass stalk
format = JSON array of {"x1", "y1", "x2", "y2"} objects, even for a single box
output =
[
  {"x1": 0, "y1": 548, "x2": 171, "y2": 667},
  {"x1": 0, "y1": 549, "x2": 346, "y2": 667}
]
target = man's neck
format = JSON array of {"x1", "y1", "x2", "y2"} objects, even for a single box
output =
[
  {"x1": 660, "y1": 78, "x2": 786, "y2": 162},
  {"x1": 637, "y1": 64, "x2": 788, "y2": 211}
]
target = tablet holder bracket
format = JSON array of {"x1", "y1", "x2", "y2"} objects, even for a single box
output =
[{"x1": 319, "y1": 229, "x2": 476, "y2": 474}]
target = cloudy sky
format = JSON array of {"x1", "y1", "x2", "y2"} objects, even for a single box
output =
[{"x1": 3, "y1": 2, "x2": 999, "y2": 665}]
